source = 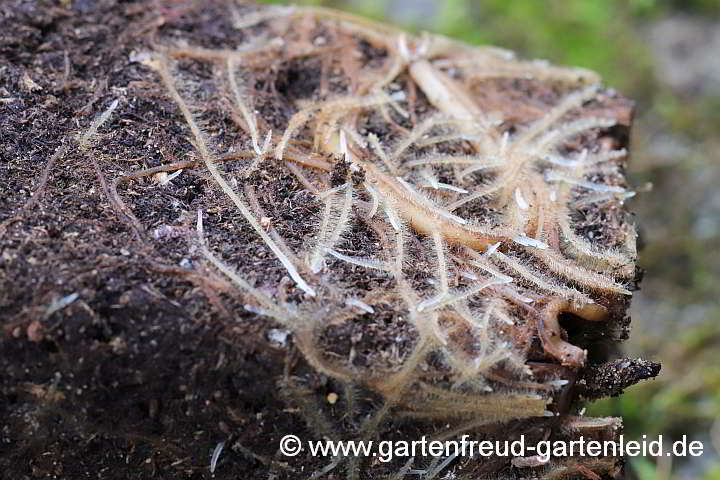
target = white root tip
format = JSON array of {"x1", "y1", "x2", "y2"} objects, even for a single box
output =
[
  {"x1": 513, "y1": 235, "x2": 549, "y2": 249},
  {"x1": 397, "y1": 33, "x2": 410, "y2": 61},
  {"x1": 210, "y1": 441, "x2": 225, "y2": 473},
  {"x1": 346, "y1": 298, "x2": 375, "y2": 314},
  {"x1": 514, "y1": 187, "x2": 529, "y2": 210},
  {"x1": 196, "y1": 209, "x2": 205, "y2": 243},
  {"x1": 485, "y1": 242, "x2": 501, "y2": 256}
]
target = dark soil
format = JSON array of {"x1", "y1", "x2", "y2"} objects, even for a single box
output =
[
  {"x1": 0, "y1": 2, "x2": 319, "y2": 478},
  {"x1": 0, "y1": 1, "x2": 652, "y2": 478}
]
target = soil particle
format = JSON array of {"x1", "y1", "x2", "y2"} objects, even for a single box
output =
[
  {"x1": 329, "y1": 156, "x2": 350, "y2": 187},
  {"x1": 576, "y1": 357, "x2": 661, "y2": 399}
]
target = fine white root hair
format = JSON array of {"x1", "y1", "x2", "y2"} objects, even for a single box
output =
[
  {"x1": 310, "y1": 181, "x2": 354, "y2": 273},
  {"x1": 150, "y1": 55, "x2": 316, "y2": 296}
]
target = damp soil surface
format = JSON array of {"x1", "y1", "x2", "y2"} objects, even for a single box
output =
[
  {"x1": 0, "y1": 1, "x2": 647, "y2": 478},
  {"x1": 0, "y1": 2, "x2": 320, "y2": 478}
]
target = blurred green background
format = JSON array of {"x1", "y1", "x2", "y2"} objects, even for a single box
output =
[{"x1": 262, "y1": 1, "x2": 720, "y2": 478}]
